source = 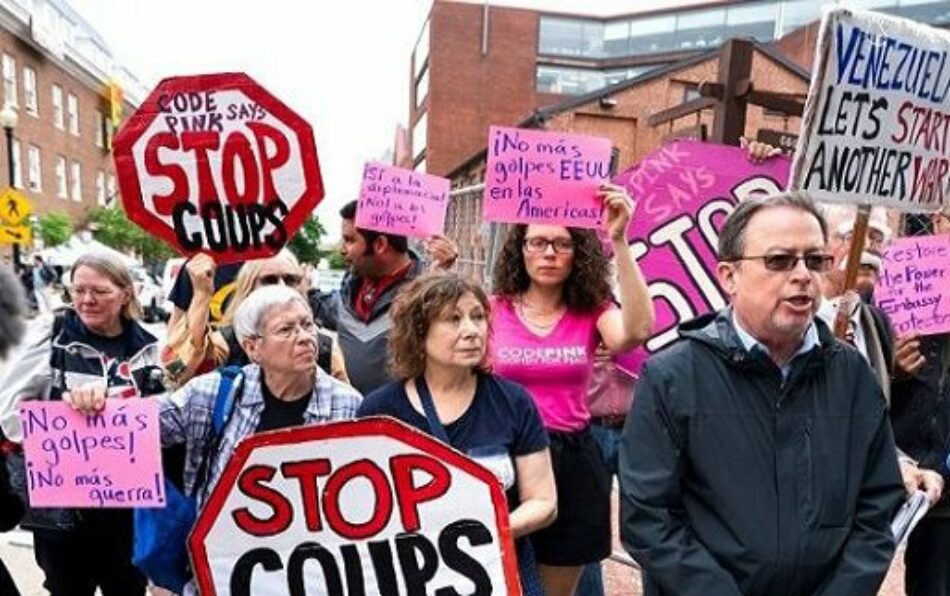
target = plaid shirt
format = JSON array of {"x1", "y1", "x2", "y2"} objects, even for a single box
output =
[{"x1": 158, "y1": 363, "x2": 362, "y2": 507}]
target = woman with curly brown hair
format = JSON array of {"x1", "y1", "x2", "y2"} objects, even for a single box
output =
[
  {"x1": 358, "y1": 272, "x2": 556, "y2": 594},
  {"x1": 490, "y1": 183, "x2": 654, "y2": 596}
]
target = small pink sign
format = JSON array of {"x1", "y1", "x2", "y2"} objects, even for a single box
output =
[
  {"x1": 19, "y1": 399, "x2": 165, "y2": 508},
  {"x1": 876, "y1": 234, "x2": 950, "y2": 336},
  {"x1": 356, "y1": 162, "x2": 450, "y2": 238},
  {"x1": 484, "y1": 126, "x2": 612, "y2": 229}
]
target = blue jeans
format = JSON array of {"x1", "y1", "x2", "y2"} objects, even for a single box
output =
[{"x1": 576, "y1": 422, "x2": 624, "y2": 596}]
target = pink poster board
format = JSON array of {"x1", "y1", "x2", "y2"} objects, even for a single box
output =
[
  {"x1": 876, "y1": 234, "x2": 950, "y2": 336},
  {"x1": 19, "y1": 399, "x2": 164, "y2": 508},
  {"x1": 612, "y1": 140, "x2": 791, "y2": 374},
  {"x1": 356, "y1": 162, "x2": 450, "y2": 238},
  {"x1": 484, "y1": 126, "x2": 612, "y2": 229}
]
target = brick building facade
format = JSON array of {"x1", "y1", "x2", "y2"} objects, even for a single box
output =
[{"x1": 0, "y1": 0, "x2": 141, "y2": 227}]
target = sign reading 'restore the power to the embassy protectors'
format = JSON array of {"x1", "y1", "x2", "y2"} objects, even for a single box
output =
[
  {"x1": 190, "y1": 418, "x2": 522, "y2": 596},
  {"x1": 112, "y1": 73, "x2": 324, "y2": 264},
  {"x1": 876, "y1": 234, "x2": 950, "y2": 336},
  {"x1": 356, "y1": 163, "x2": 450, "y2": 238},
  {"x1": 613, "y1": 140, "x2": 791, "y2": 374},
  {"x1": 484, "y1": 126, "x2": 613, "y2": 230},
  {"x1": 789, "y1": 8, "x2": 950, "y2": 212},
  {"x1": 19, "y1": 400, "x2": 163, "y2": 508}
]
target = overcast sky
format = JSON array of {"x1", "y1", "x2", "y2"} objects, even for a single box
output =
[{"x1": 68, "y1": 0, "x2": 699, "y2": 239}]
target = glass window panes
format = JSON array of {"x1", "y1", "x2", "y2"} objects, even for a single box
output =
[
  {"x1": 52, "y1": 85, "x2": 63, "y2": 130},
  {"x1": 580, "y1": 21, "x2": 604, "y2": 58},
  {"x1": 893, "y1": 0, "x2": 950, "y2": 25},
  {"x1": 415, "y1": 66, "x2": 429, "y2": 108},
  {"x1": 779, "y1": 0, "x2": 824, "y2": 36},
  {"x1": 539, "y1": 17, "x2": 585, "y2": 56},
  {"x1": 67, "y1": 93, "x2": 78, "y2": 136},
  {"x1": 23, "y1": 67, "x2": 36, "y2": 116},
  {"x1": 726, "y1": 3, "x2": 779, "y2": 40},
  {"x1": 55, "y1": 156, "x2": 66, "y2": 198},
  {"x1": 27, "y1": 144, "x2": 40, "y2": 191},
  {"x1": 414, "y1": 18, "x2": 430, "y2": 78},
  {"x1": 536, "y1": 66, "x2": 605, "y2": 95},
  {"x1": 628, "y1": 15, "x2": 677, "y2": 55},
  {"x1": 94, "y1": 111, "x2": 105, "y2": 147},
  {"x1": 70, "y1": 161, "x2": 81, "y2": 201},
  {"x1": 675, "y1": 8, "x2": 726, "y2": 50},
  {"x1": 603, "y1": 20, "x2": 631, "y2": 57},
  {"x1": 107, "y1": 173, "x2": 116, "y2": 202},
  {"x1": 96, "y1": 170, "x2": 105, "y2": 205},
  {"x1": 413, "y1": 111, "x2": 427, "y2": 159},
  {"x1": 2, "y1": 54, "x2": 16, "y2": 107}
]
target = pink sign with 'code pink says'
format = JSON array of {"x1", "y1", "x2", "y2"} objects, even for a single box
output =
[
  {"x1": 19, "y1": 399, "x2": 164, "y2": 508},
  {"x1": 484, "y1": 126, "x2": 612, "y2": 229},
  {"x1": 356, "y1": 163, "x2": 450, "y2": 238},
  {"x1": 876, "y1": 234, "x2": 950, "y2": 336}
]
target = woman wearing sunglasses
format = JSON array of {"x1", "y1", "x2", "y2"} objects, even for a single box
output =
[
  {"x1": 488, "y1": 183, "x2": 654, "y2": 596},
  {"x1": 162, "y1": 251, "x2": 349, "y2": 387}
]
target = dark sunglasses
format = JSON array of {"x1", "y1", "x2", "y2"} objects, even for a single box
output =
[
  {"x1": 257, "y1": 273, "x2": 303, "y2": 287},
  {"x1": 731, "y1": 253, "x2": 834, "y2": 273}
]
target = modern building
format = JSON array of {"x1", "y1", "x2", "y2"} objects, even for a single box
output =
[
  {"x1": 0, "y1": 0, "x2": 144, "y2": 227},
  {"x1": 409, "y1": 0, "x2": 950, "y2": 177}
]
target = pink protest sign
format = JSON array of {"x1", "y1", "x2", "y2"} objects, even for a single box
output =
[
  {"x1": 19, "y1": 399, "x2": 164, "y2": 508},
  {"x1": 612, "y1": 140, "x2": 791, "y2": 373},
  {"x1": 876, "y1": 234, "x2": 950, "y2": 336},
  {"x1": 356, "y1": 162, "x2": 450, "y2": 238},
  {"x1": 484, "y1": 126, "x2": 612, "y2": 229}
]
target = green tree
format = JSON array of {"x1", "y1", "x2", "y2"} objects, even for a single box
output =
[
  {"x1": 35, "y1": 211, "x2": 73, "y2": 247},
  {"x1": 87, "y1": 205, "x2": 175, "y2": 265},
  {"x1": 287, "y1": 216, "x2": 327, "y2": 265},
  {"x1": 326, "y1": 251, "x2": 346, "y2": 270}
]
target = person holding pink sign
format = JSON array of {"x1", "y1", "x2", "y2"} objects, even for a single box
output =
[
  {"x1": 0, "y1": 252, "x2": 166, "y2": 596},
  {"x1": 489, "y1": 183, "x2": 654, "y2": 596}
]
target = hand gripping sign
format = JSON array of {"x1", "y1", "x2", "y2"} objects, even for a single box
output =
[
  {"x1": 113, "y1": 73, "x2": 324, "y2": 264},
  {"x1": 190, "y1": 419, "x2": 521, "y2": 596}
]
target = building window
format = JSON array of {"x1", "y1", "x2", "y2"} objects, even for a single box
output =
[
  {"x1": 55, "y1": 156, "x2": 66, "y2": 198},
  {"x1": 94, "y1": 111, "x2": 105, "y2": 147},
  {"x1": 415, "y1": 66, "x2": 429, "y2": 109},
  {"x1": 67, "y1": 93, "x2": 78, "y2": 136},
  {"x1": 27, "y1": 144, "x2": 40, "y2": 191},
  {"x1": 412, "y1": 112, "x2": 427, "y2": 160},
  {"x1": 536, "y1": 65, "x2": 605, "y2": 95},
  {"x1": 23, "y1": 67, "x2": 37, "y2": 116},
  {"x1": 96, "y1": 170, "x2": 105, "y2": 205},
  {"x1": 413, "y1": 18, "x2": 430, "y2": 78},
  {"x1": 70, "y1": 161, "x2": 81, "y2": 201},
  {"x1": 10, "y1": 138, "x2": 20, "y2": 188},
  {"x1": 52, "y1": 85, "x2": 63, "y2": 130},
  {"x1": 2, "y1": 55, "x2": 16, "y2": 107},
  {"x1": 107, "y1": 172, "x2": 116, "y2": 204},
  {"x1": 538, "y1": 17, "x2": 603, "y2": 58},
  {"x1": 414, "y1": 158, "x2": 426, "y2": 173}
]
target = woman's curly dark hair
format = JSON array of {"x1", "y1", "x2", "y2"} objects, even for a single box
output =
[
  {"x1": 387, "y1": 272, "x2": 492, "y2": 380},
  {"x1": 491, "y1": 224, "x2": 611, "y2": 312}
]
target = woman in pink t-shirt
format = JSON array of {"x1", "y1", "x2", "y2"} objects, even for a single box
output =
[{"x1": 489, "y1": 183, "x2": 654, "y2": 596}]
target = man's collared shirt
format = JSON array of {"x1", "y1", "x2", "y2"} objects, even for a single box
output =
[{"x1": 732, "y1": 312, "x2": 821, "y2": 379}]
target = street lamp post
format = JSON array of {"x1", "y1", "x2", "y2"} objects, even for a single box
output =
[{"x1": 0, "y1": 103, "x2": 19, "y2": 272}]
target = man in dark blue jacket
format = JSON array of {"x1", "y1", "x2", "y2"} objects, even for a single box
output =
[{"x1": 619, "y1": 192, "x2": 904, "y2": 596}]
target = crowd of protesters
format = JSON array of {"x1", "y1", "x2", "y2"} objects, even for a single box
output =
[{"x1": 0, "y1": 138, "x2": 949, "y2": 596}]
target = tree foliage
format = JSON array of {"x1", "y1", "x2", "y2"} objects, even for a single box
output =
[
  {"x1": 87, "y1": 205, "x2": 175, "y2": 264},
  {"x1": 287, "y1": 216, "x2": 327, "y2": 265},
  {"x1": 35, "y1": 211, "x2": 73, "y2": 247}
]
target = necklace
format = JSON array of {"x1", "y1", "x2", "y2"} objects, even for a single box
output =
[{"x1": 517, "y1": 297, "x2": 561, "y2": 331}]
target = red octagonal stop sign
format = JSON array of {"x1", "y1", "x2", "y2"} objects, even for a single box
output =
[
  {"x1": 190, "y1": 418, "x2": 522, "y2": 596},
  {"x1": 113, "y1": 72, "x2": 324, "y2": 264}
]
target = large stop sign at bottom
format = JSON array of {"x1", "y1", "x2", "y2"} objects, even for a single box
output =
[
  {"x1": 113, "y1": 72, "x2": 324, "y2": 264},
  {"x1": 190, "y1": 419, "x2": 522, "y2": 595}
]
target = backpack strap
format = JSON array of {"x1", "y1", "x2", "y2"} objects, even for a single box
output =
[
  {"x1": 317, "y1": 332, "x2": 332, "y2": 375},
  {"x1": 191, "y1": 365, "x2": 243, "y2": 497}
]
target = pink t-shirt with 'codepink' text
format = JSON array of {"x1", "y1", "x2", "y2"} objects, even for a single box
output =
[{"x1": 490, "y1": 296, "x2": 609, "y2": 432}]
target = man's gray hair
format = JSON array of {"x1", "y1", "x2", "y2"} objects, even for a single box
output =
[
  {"x1": 718, "y1": 191, "x2": 829, "y2": 261},
  {"x1": 232, "y1": 284, "x2": 310, "y2": 343}
]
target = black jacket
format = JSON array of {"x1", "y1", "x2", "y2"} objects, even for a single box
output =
[{"x1": 619, "y1": 309, "x2": 904, "y2": 596}]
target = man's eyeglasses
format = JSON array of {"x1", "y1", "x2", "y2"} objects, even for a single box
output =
[
  {"x1": 523, "y1": 237, "x2": 575, "y2": 254},
  {"x1": 257, "y1": 273, "x2": 302, "y2": 287},
  {"x1": 730, "y1": 253, "x2": 834, "y2": 273}
]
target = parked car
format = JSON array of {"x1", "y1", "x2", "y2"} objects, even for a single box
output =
[{"x1": 130, "y1": 266, "x2": 169, "y2": 323}]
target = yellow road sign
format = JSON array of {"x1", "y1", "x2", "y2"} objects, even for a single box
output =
[
  {"x1": 0, "y1": 225, "x2": 31, "y2": 245},
  {"x1": 0, "y1": 188, "x2": 32, "y2": 225}
]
